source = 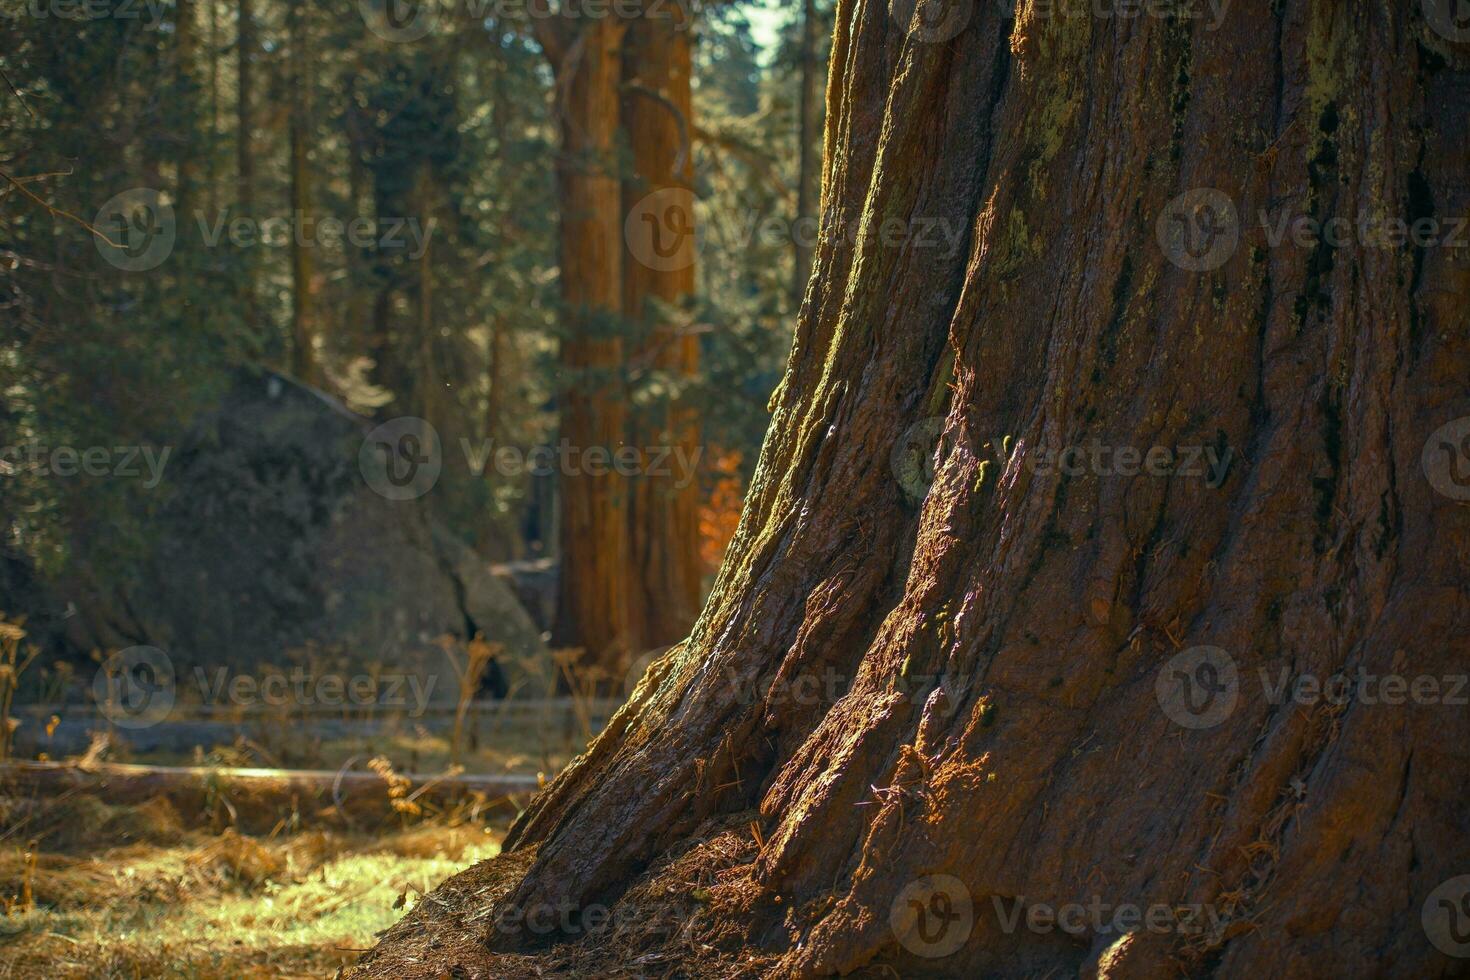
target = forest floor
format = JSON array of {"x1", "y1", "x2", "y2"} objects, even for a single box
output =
[
  {"x1": 346, "y1": 812, "x2": 791, "y2": 980},
  {"x1": 0, "y1": 787, "x2": 510, "y2": 978},
  {"x1": 0, "y1": 712, "x2": 592, "y2": 978}
]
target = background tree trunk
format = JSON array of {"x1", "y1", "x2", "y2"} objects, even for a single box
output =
[
  {"x1": 235, "y1": 0, "x2": 253, "y2": 213},
  {"x1": 364, "y1": 3, "x2": 1470, "y2": 977},
  {"x1": 622, "y1": 13, "x2": 703, "y2": 652},
  {"x1": 235, "y1": 0, "x2": 256, "y2": 325},
  {"x1": 343, "y1": 71, "x2": 370, "y2": 363},
  {"x1": 174, "y1": 0, "x2": 198, "y2": 224},
  {"x1": 546, "y1": 21, "x2": 634, "y2": 672},
  {"x1": 206, "y1": 0, "x2": 219, "y2": 216},
  {"x1": 287, "y1": 0, "x2": 316, "y2": 385}
]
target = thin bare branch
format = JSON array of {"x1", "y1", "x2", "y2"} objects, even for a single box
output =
[
  {"x1": 0, "y1": 66, "x2": 35, "y2": 120},
  {"x1": 0, "y1": 169, "x2": 123, "y2": 248}
]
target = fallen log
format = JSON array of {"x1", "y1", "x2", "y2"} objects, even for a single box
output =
[{"x1": 0, "y1": 760, "x2": 541, "y2": 833}]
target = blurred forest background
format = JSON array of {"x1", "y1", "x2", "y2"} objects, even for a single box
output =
[
  {"x1": 0, "y1": 3, "x2": 835, "y2": 970},
  {"x1": 0, "y1": 0, "x2": 832, "y2": 684}
]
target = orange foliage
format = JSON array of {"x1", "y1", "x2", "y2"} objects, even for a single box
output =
[{"x1": 698, "y1": 449, "x2": 744, "y2": 573}]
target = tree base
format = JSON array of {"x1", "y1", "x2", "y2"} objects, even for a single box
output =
[{"x1": 351, "y1": 810, "x2": 1206, "y2": 979}]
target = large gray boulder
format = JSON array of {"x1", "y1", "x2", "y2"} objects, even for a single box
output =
[{"x1": 54, "y1": 369, "x2": 549, "y2": 705}]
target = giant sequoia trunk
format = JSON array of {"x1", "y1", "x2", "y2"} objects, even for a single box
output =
[
  {"x1": 545, "y1": 10, "x2": 705, "y2": 663},
  {"x1": 360, "y1": 3, "x2": 1470, "y2": 977},
  {"x1": 623, "y1": 13, "x2": 704, "y2": 650},
  {"x1": 545, "y1": 20, "x2": 635, "y2": 666}
]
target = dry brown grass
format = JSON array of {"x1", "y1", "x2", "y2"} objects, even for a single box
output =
[
  {"x1": 0, "y1": 788, "x2": 506, "y2": 978},
  {"x1": 0, "y1": 615, "x2": 39, "y2": 762}
]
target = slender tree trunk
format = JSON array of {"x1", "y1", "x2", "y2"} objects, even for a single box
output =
[
  {"x1": 622, "y1": 12, "x2": 702, "y2": 651},
  {"x1": 343, "y1": 72, "x2": 371, "y2": 358},
  {"x1": 792, "y1": 0, "x2": 821, "y2": 308},
  {"x1": 545, "y1": 21, "x2": 634, "y2": 672},
  {"x1": 287, "y1": 0, "x2": 315, "y2": 384},
  {"x1": 174, "y1": 0, "x2": 197, "y2": 221},
  {"x1": 235, "y1": 0, "x2": 253, "y2": 211},
  {"x1": 478, "y1": 50, "x2": 515, "y2": 559},
  {"x1": 361, "y1": 4, "x2": 1470, "y2": 978},
  {"x1": 480, "y1": 312, "x2": 510, "y2": 558},
  {"x1": 236, "y1": 0, "x2": 256, "y2": 320},
  {"x1": 413, "y1": 169, "x2": 439, "y2": 428},
  {"x1": 206, "y1": 0, "x2": 219, "y2": 216}
]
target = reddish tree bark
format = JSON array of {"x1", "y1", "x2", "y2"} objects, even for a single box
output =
[
  {"x1": 543, "y1": 19, "x2": 635, "y2": 669},
  {"x1": 359, "y1": 3, "x2": 1470, "y2": 976},
  {"x1": 622, "y1": 11, "x2": 703, "y2": 651}
]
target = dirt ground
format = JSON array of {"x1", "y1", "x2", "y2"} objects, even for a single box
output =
[{"x1": 345, "y1": 815, "x2": 788, "y2": 980}]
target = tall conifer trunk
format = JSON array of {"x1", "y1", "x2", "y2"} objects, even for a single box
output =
[
  {"x1": 235, "y1": 0, "x2": 254, "y2": 213},
  {"x1": 174, "y1": 0, "x2": 198, "y2": 224},
  {"x1": 544, "y1": 20, "x2": 635, "y2": 669},
  {"x1": 287, "y1": 0, "x2": 316, "y2": 384},
  {"x1": 359, "y1": 4, "x2": 1470, "y2": 976},
  {"x1": 622, "y1": 11, "x2": 703, "y2": 652}
]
